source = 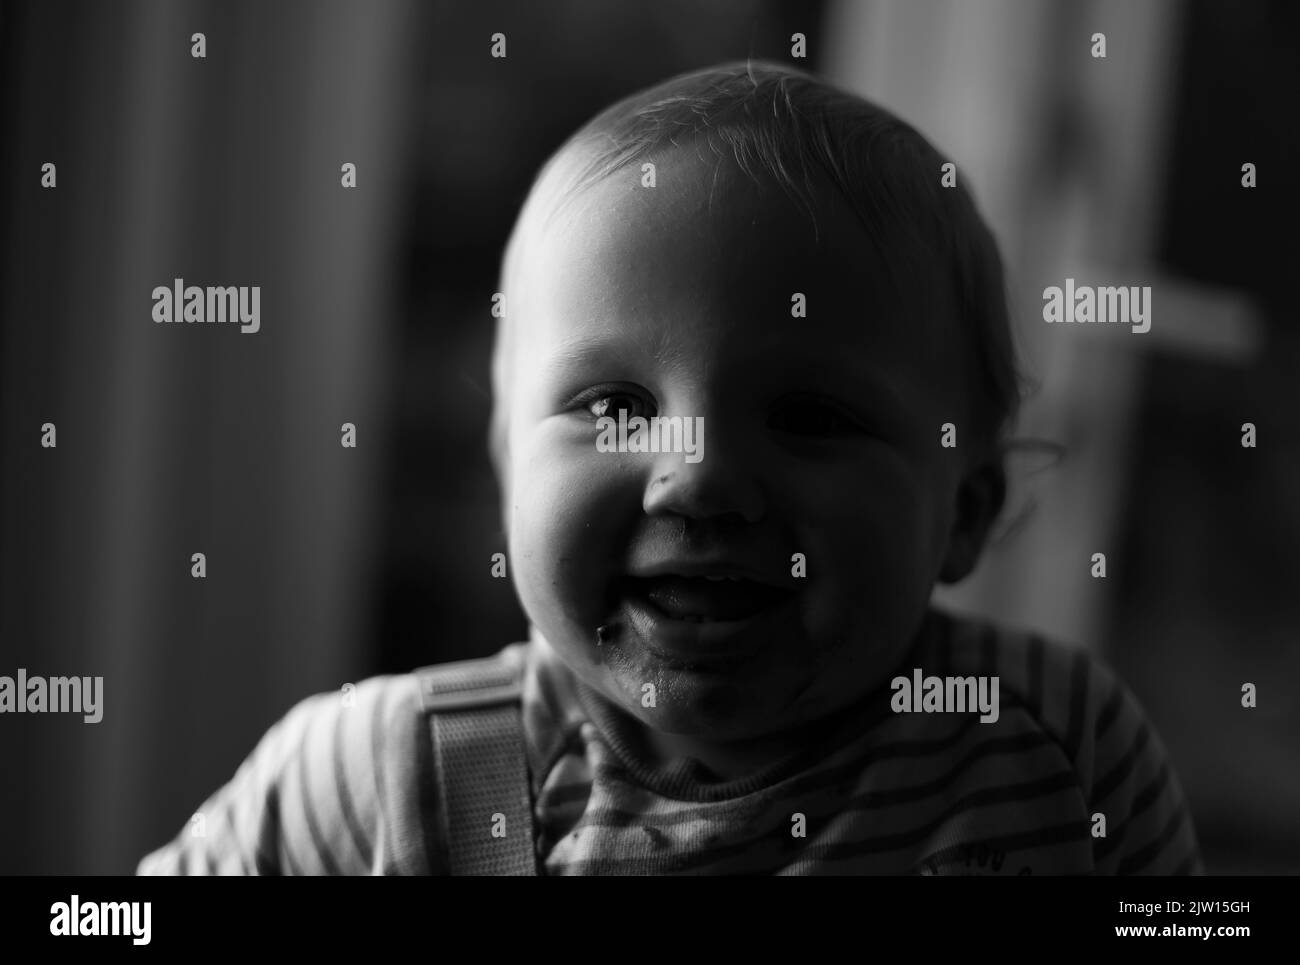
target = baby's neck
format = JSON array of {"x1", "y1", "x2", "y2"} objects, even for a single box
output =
[{"x1": 640, "y1": 727, "x2": 806, "y2": 783}]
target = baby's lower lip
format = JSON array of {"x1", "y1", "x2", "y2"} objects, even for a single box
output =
[
  {"x1": 622, "y1": 575, "x2": 786, "y2": 621},
  {"x1": 616, "y1": 577, "x2": 796, "y2": 664}
]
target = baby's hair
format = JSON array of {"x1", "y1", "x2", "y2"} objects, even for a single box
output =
[{"x1": 491, "y1": 59, "x2": 1026, "y2": 506}]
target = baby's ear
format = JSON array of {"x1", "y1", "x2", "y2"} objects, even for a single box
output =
[{"x1": 937, "y1": 457, "x2": 1007, "y2": 584}]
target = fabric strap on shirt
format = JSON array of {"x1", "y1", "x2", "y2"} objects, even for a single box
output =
[{"x1": 416, "y1": 653, "x2": 537, "y2": 875}]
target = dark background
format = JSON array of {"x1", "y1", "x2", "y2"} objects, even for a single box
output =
[{"x1": 1, "y1": 0, "x2": 1296, "y2": 875}]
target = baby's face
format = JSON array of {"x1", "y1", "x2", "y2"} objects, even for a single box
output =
[{"x1": 505, "y1": 148, "x2": 971, "y2": 745}]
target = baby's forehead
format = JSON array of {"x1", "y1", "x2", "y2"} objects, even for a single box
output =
[
  {"x1": 528, "y1": 147, "x2": 839, "y2": 268},
  {"x1": 513, "y1": 150, "x2": 958, "y2": 366}
]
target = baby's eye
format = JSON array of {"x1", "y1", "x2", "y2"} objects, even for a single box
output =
[
  {"x1": 769, "y1": 398, "x2": 864, "y2": 438},
  {"x1": 578, "y1": 388, "x2": 656, "y2": 421}
]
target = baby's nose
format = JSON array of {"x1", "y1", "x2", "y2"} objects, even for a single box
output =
[{"x1": 640, "y1": 420, "x2": 764, "y2": 523}]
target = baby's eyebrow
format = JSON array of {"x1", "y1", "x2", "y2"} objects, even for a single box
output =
[
  {"x1": 542, "y1": 336, "x2": 613, "y2": 375},
  {"x1": 787, "y1": 362, "x2": 918, "y2": 420},
  {"x1": 548, "y1": 333, "x2": 612, "y2": 363},
  {"x1": 543, "y1": 332, "x2": 667, "y2": 372}
]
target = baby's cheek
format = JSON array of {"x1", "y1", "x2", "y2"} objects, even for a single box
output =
[
  {"x1": 509, "y1": 434, "x2": 637, "y2": 631},
  {"x1": 797, "y1": 472, "x2": 937, "y2": 642}
]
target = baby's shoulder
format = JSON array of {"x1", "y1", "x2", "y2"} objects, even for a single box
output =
[
  {"x1": 233, "y1": 644, "x2": 531, "y2": 875},
  {"x1": 287, "y1": 641, "x2": 532, "y2": 752},
  {"x1": 917, "y1": 607, "x2": 1169, "y2": 793},
  {"x1": 923, "y1": 608, "x2": 1121, "y2": 729},
  {"x1": 914, "y1": 607, "x2": 1202, "y2": 874}
]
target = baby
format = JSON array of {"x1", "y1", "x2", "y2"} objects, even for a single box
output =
[{"x1": 138, "y1": 61, "x2": 1202, "y2": 875}]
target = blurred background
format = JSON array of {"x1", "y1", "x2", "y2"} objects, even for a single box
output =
[{"x1": 1, "y1": 0, "x2": 1296, "y2": 875}]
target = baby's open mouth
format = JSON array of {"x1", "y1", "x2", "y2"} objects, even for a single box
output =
[{"x1": 620, "y1": 574, "x2": 792, "y2": 623}]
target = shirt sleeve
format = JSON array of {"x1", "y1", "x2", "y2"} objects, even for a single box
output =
[
  {"x1": 136, "y1": 673, "x2": 430, "y2": 876},
  {"x1": 1083, "y1": 664, "x2": 1204, "y2": 875}
]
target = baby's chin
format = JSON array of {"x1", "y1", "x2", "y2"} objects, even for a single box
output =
[
  {"x1": 570, "y1": 623, "x2": 842, "y2": 743},
  {"x1": 529, "y1": 586, "x2": 913, "y2": 740},
  {"x1": 602, "y1": 666, "x2": 798, "y2": 744}
]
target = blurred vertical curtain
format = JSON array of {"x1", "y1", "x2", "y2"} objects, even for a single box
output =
[{"x1": 0, "y1": 0, "x2": 419, "y2": 873}]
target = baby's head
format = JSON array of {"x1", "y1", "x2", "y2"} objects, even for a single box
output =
[{"x1": 489, "y1": 61, "x2": 1020, "y2": 763}]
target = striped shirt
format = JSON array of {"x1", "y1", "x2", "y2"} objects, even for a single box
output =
[{"x1": 136, "y1": 606, "x2": 1203, "y2": 875}]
